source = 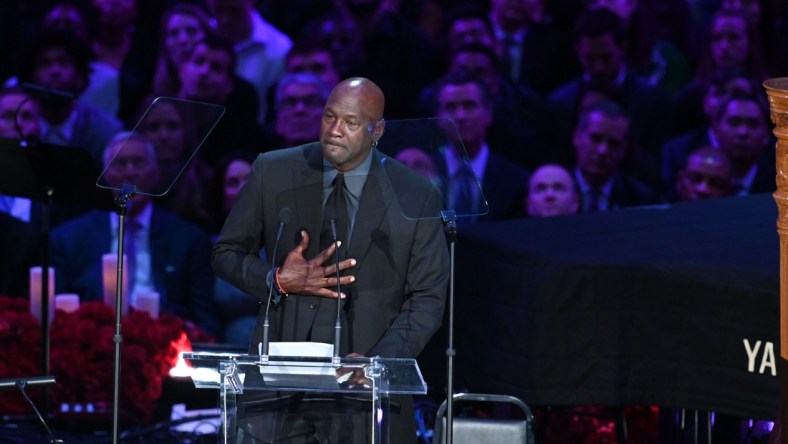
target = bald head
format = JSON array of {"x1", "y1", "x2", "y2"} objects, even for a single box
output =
[
  {"x1": 320, "y1": 77, "x2": 386, "y2": 171},
  {"x1": 330, "y1": 77, "x2": 385, "y2": 120}
]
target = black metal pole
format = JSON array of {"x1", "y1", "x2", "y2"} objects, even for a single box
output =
[
  {"x1": 441, "y1": 210, "x2": 457, "y2": 444},
  {"x1": 111, "y1": 184, "x2": 136, "y2": 444},
  {"x1": 39, "y1": 188, "x2": 54, "y2": 415}
]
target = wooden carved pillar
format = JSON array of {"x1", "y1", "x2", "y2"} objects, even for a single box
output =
[{"x1": 764, "y1": 78, "x2": 788, "y2": 444}]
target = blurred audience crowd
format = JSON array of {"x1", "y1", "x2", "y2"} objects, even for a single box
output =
[{"x1": 0, "y1": 0, "x2": 786, "y2": 342}]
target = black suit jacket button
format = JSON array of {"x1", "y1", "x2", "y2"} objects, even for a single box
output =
[{"x1": 309, "y1": 302, "x2": 317, "y2": 309}]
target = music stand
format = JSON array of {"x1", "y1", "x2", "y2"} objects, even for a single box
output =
[
  {"x1": 0, "y1": 138, "x2": 114, "y2": 389},
  {"x1": 96, "y1": 97, "x2": 225, "y2": 444},
  {"x1": 377, "y1": 117, "x2": 489, "y2": 444}
]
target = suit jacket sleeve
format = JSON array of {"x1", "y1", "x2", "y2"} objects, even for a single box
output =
[
  {"x1": 367, "y1": 182, "x2": 449, "y2": 358},
  {"x1": 211, "y1": 154, "x2": 271, "y2": 301}
]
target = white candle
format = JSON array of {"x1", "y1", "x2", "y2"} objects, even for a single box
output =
[
  {"x1": 102, "y1": 253, "x2": 129, "y2": 315},
  {"x1": 54, "y1": 294, "x2": 80, "y2": 314},
  {"x1": 134, "y1": 291, "x2": 159, "y2": 319},
  {"x1": 29, "y1": 266, "x2": 54, "y2": 323}
]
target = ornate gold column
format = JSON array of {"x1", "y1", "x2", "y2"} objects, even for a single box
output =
[{"x1": 764, "y1": 78, "x2": 788, "y2": 444}]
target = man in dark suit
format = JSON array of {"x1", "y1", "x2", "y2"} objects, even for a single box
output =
[
  {"x1": 571, "y1": 102, "x2": 659, "y2": 212},
  {"x1": 50, "y1": 132, "x2": 219, "y2": 336},
  {"x1": 548, "y1": 9, "x2": 673, "y2": 170},
  {"x1": 712, "y1": 92, "x2": 775, "y2": 196},
  {"x1": 212, "y1": 78, "x2": 449, "y2": 443},
  {"x1": 431, "y1": 71, "x2": 530, "y2": 224}
]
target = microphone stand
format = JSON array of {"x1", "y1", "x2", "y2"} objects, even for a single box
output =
[
  {"x1": 260, "y1": 208, "x2": 291, "y2": 364},
  {"x1": 440, "y1": 210, "x2": 457, "y2": 444},
  {"x1": 329, "y1": 219, "x2": 342, "y2": 367},
  {"x1": 3, "y1": 377, "x2": 62, "y2": 443},
  {"x1": 111, "y1": 184, "x2": 136, "y2": 444}
]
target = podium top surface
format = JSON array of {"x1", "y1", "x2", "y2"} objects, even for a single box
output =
[{"x1": 182, "y1": 352, "x2": 427, "y2": 396}]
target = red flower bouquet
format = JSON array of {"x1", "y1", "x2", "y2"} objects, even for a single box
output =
[
  {"x1": 0, "y1": 296, "x2": 41, "y2": 415},
  {"x1": 50, "y1": 301, "x2": 214, "y2": 424},
  {"x1": 0, "y1": 297, "x2": 214, "y2": 425}
]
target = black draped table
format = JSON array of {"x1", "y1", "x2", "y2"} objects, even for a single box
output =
[{"x1": 452, "y1": 194, "x2": 780, "y2": 419}]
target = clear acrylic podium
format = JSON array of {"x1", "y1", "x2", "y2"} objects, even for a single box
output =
[{"x1": 183, "y1": 352, "x2": 427, "y2": 444}]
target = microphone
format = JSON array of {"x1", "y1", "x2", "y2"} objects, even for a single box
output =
[
  {"x1": 21, "y1": 82, "x2": 78, "y2": 106},
  {"x1": 325, "y1": 206, "x2": 343, "y2": 366},
  {"x1": 260, "y1": 207, "x2": 292, "y2": 363}
]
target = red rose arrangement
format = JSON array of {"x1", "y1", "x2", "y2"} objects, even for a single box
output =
[
  {"x1": 0, "y1": 297, "x2": 214, "y2": 425},
  {"x1": 0, "y1": 296, "x2": 42, "y2": 416}
]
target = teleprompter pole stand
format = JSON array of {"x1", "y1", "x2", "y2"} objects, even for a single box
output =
[
  {"x1": 440, "y1": 209, "x2": 457, "y2": 444},
  {"x1": 111, "y1": 184, "x2": 136, "y2": 444}
]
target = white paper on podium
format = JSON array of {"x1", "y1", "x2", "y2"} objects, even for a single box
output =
[
  {"x1": 260, "y1": 342, "x2": 338, "y2": 388},
  {"x1": 269, "y1": 342, "x2": 334, "y2": 358}
]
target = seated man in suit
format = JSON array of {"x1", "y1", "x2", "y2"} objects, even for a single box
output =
[
  {"x1": 661, "y1": 67, "x2": 758, "y2": 187},
  {"x1": 433, "y1": 70, "x2": 530, "y2": 224},
  {"x1": 710, "y1": 92, "x2": 774, "y2": 196},
  {"x1": 50, "y1": 132, "x2": 220, "y2": 337},
  {"x1": 571, "y1": 101, "x2": 660, "y2": 212}
]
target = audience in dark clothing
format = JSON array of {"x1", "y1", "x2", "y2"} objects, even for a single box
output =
[{"x1": 1, "y1": 0, "x2": 784, "y2": 368}]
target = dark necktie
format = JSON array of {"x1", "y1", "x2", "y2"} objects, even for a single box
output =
[
  {"x1": 452, "y1": 165, "x2": 477, "y2": 215},
  {"x1": 321, "y1": 173, "x2": 350, "y2": 255},
  {"x1": 502, "y1": 36, "x2": 519, "y2": 82},
  {"x1": 586, "y1": 188, "x2": 603, "y2": 212}
]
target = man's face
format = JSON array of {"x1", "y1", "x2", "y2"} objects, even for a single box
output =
[
  {"x1": 32, "y1": 47, "x2": 86, "y2": 92},
  {"x1": 165, "y1": 13, "x2": 205, "y2": 66},
  {"x1": 103, "y1": 138, "x2": 160, "y2": 194},
  {"x1": 448, "y1": 18, "x2": 496, "y2": 52},
  {"x1": 714, "y1": 99, "x2": 768, "y2": 162},
  {"x1": 276, "y1": 82, "x2": 325, "y2": 145},
  {"x1": 526, "y1": 165, "x2": 579, "y2": 217},
  {"x1": 320, "y1": 83, "x2": 383, "y2": 171},
  {"x1": 573, "y1": 111, "x2": 629, "y2": 184},
  {"x1": 223, "y1": 159, "x2": 251, "y2": 210},
  {"x1": 179, "y1": 43, "x2": 233, "y2": 103},
  {"x1": 576, "y1": 34, "x2": 625, "y2": 84},
  {"x1": 206, "y1": 0, "x2": 252, "y2": 43},
  {"x1": 0, "y1": 92, "x2": 41, "y2": 139},
  {"x1": 286, "y1": 51, "x2": 340, "y2": 89},
  {"x1": 142, "y1": 103, "x2": 184, "y2": 161},
  {"x1": 710, "y1": 16, "x2": 749, "y2": 70},
  {"x1": 677, "y1": 152, "x2": 734, "y2": 201},
  {"x1": 436, "y1": 83, "x2": 492, "y2": 154},
  {"x1": 449, "y1": 52, "x2": 499, "y2": 95}
]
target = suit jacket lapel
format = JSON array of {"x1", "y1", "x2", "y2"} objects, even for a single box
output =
[
  {"x1": 347, "y1": 151, "x2": 396, "y2": 266},
  {"x1": 287, "y1": 144, "x2": 324, "y2": 258}
]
